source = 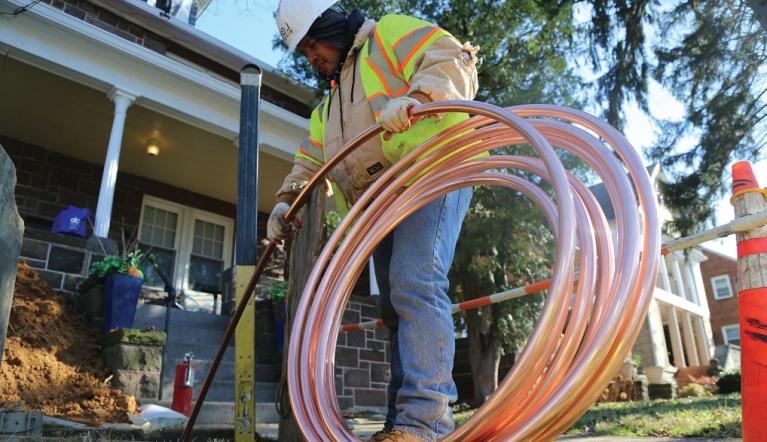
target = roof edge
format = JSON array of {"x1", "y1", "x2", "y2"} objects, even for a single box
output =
[{"x1": 87, "y1": 0, "x2": 315, "y2": 103}]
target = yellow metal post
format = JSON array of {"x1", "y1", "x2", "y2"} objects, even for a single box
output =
[{"x1": 235, "y1": 265, "x2": 256, "y2": 439}]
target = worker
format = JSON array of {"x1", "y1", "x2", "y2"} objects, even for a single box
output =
[{"x1": 269, "y1": 2, "x2": 479, "y2": 441}]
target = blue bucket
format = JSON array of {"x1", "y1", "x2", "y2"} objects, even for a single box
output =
[{"x1": 103, "y1": 273, "x2": 143, "y2": 333}]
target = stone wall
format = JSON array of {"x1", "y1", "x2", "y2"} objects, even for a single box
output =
[
  {"x1": 101, "y1": 328, "x2": 167, "y2": 402},
  {"x1": 334, "y1": 295, "x2": 390, "y2": 411},
  {"x1": 700, "y1": 250, "x2": 739, "y2": 345}
]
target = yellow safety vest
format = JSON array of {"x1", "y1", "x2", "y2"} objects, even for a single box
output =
[{"x1": 295, "y1": 14, "x2": 476, "y2": 215}]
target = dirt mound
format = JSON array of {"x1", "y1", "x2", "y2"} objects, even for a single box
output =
[{"x1": 0, "y1": 261, "x2": 138, "y2": 424}]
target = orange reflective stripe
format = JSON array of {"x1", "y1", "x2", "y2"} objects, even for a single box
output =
[
  {"x1": 393, "y1": 26, "x2": 433, "y2": 68},
  {"x1": 374, "y1": 29, "x2": 398, "y2": 77},
  {"x1": 367, "y1": 29, "x2": 410, "y2": 97},
  {"x1": 365, "y1": 55, "x2": 395, "y2": 95},
  {"x1": 399, "y1": 27, "x2": 440, "y2": 74},
  {"x1": 392, "y1": 26, "x2": 425, "y2": 52},
  {"x1": 308, "y1": 136, "x2": 323, "y2": 149},
  {"x1": 296, "y1": 148, "x2": 323, "y2": 167},
  {"x1": 300, "y1": 136, "x2": 322, "y2": 152}
]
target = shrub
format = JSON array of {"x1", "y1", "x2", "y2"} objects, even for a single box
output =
[
  {"x1": 679, "y1": 382, "x2": 712, "y2": 398},
  {"x1": 716, "y1": 370, "x2": 741, "y2": 394}
]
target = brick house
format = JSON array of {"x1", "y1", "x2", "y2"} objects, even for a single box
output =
[
  {"x1": 699, "y1": 248, "x2": 740, "y2": 346},
  {"x1": 0, "y1": 0, "x2": 390, "y2": 418}
]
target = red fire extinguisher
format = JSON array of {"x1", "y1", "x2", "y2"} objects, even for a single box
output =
[{"x1": 171, "y1": 352, "x2": 195, "y2": 416}]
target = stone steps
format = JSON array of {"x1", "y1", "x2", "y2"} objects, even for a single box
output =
[{"x1": 133, "y1": 303, "x2": 282, "y2": 425}]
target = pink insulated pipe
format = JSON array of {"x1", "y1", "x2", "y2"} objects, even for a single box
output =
[{"x1": 285, "y1": 101, "x2": 660, "y2": 441}]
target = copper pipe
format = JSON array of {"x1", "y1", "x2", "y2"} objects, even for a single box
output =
[
  {"x1": 181, "y1": 100, "x2": 659, "y2": 440},
  {"x1": 286, "y1": 101, "x2": 660, "y2": 441}
]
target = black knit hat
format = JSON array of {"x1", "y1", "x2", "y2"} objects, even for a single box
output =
[
  {"x1": 307, "y1": 4, "x2": 366, "y2": 55},
  {"x1": 307, "y1": 4, "x2": 348, "y2": 49}
]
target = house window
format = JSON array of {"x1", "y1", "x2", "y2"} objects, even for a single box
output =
[
  {"x1": 139, "y1": 205, "x2": 180, "y2": 288},
  {"x1": 711, "y1": 275, "x2": 734, "y2": 300},
  {"x1": 189, "y1": 219, "x2": 226, "y2": 293},
  {"x1": 722, "y1": 324, "x2": 740, "y2": 346},
  {"x1": 138, "y1": 196, "x2": 233, "y2": 307}
]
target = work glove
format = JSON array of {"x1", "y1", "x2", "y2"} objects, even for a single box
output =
[
  {"x1": 380, "y1": 96, "x2": 421, "y2": 133},
  {"x1": 267, "y1": 202, "x2": 292, "y2": 241}
]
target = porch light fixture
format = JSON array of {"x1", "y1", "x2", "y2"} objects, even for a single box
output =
[{"x1": 146, "y1": 140, "x2": 160, "y2": 156}]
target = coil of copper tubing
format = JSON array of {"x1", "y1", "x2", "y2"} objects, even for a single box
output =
[{"x1": 283, "y1": 101, "x2": 660, "y2": 441}]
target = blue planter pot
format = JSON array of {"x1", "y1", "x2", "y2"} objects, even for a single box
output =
[{"x1": 103, "y1": 273, "x2": 143, "y2": 333}]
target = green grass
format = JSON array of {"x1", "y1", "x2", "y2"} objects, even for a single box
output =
[
  {"x1": 566, "y1": 394, "x2": 741, "y2": 438},
  {"x1": 454, "y1": 394, "x2": 741, "y2": 438}
]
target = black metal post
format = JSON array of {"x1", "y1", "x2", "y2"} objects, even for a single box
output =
[{"x1": 237, "y1": 65, "x2": 261, "y2": 265}]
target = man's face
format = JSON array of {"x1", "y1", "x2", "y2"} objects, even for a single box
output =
[{"x1": 297, "y1": 36, "x2": 343, "y2": 77}]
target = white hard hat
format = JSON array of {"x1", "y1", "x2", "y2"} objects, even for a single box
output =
[{"x1": 276, "y1": 0, "x2": 339, "y2": 53}]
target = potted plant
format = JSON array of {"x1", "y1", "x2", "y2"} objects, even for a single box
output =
[
  {"x1": 77, "y1": 228, "x2": 157, "y2": 333},
  {"x1": 87, "y1": 247, "x2": 148, "y2": 333}
]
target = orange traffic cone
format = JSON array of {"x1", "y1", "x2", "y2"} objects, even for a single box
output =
[
  {"x1": 731, "y1": 161, "x2": 765, "y2": 204},
  {"x1": 731, "y1": 160, "x2": 767, "y2": 442}
]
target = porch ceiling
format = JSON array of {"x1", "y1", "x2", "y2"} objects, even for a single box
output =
[{"x1": 0, "y1": 56, "x2": 291, "y2": 211}]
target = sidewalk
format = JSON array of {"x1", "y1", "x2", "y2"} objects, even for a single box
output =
[
  {"x1": 559, "y1": 438, "x2": 741, "y2": 442},
  {"x1": 255, "y1": 421, "x2": 742, "y2": 441}
]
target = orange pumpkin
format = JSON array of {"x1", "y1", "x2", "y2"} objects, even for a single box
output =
[{"x1": 127, "y1": 266, "x2": 143, "y2": 279}]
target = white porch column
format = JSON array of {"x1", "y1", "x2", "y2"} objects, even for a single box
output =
[
  {"x1": 669, "y1": 253, "x2": 689, "y2": 301},
  {"x1": 94, "y1": 88, "x2": 136, "y2": 238},
  {"x1": 692, "y1": 264, "x2": 712, "y2": 315},
  {"x1": 683, "y1": 263, "x2": 701, "y2": 306},
  {"x1": 668, "y1": 306, "x2": 687, "y2": 367},
  {"x1": 694, "y1": 316, "x2": 712, "y2": 362},
  {"x1": 646, "y1": 299, "x2": 671, "y2": 367},
  {"x1": 659, "y1": 255, "x2": 673, "y2": 291},
  {"x1": 681, "y1": 311, "x2": 700, "y2": 366}
]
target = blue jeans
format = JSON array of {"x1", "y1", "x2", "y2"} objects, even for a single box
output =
[{"x1": 373, "y1": 187, "x2": 472, "y2": 441}]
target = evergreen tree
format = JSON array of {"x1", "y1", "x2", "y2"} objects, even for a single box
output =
[{"x1": 586, "y1": 0, "x2": 766, "y2": 235}]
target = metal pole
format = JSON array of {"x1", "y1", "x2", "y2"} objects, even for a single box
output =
[{"x1": 234, "y1": 63, "x2": 261, "y2": 442}]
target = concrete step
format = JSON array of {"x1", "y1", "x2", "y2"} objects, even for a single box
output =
[
  {"x1": 160, "y1": 361, "x2": 235, "y2": 400},
  {"x1": 158, "y1": 400, "x2": 234, "y2": 426},
  {"x1": 256, "y1": 382, "x2": 277, "y2": 403},
  {"x1": 164, "y1": 343, "x2": 234, "y2": 362},
  {"x1": 256, "y1": 363, "x2": 279, "y2": 382},
  {"x1": 161, "y1": 359, "x2": 278, "y2": 384},
  {"x1": 133, "y1": 304, "x2": 232, "y2": 332},
  {"x1": 160, "y1": 378, "x2": 234, "y2": 403},
  {"x1": 256, "y1": 402, "x2": 280, "y2": 424},
  {"x1": 160, "y1": 383, "x2": 278, "y2": 405},
  {"x1": 165, "y1": 324, "x2": 229, "y2": 346},
  {"x1": 153, "y1": 400, "x2": 278, "y2": 425}
]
